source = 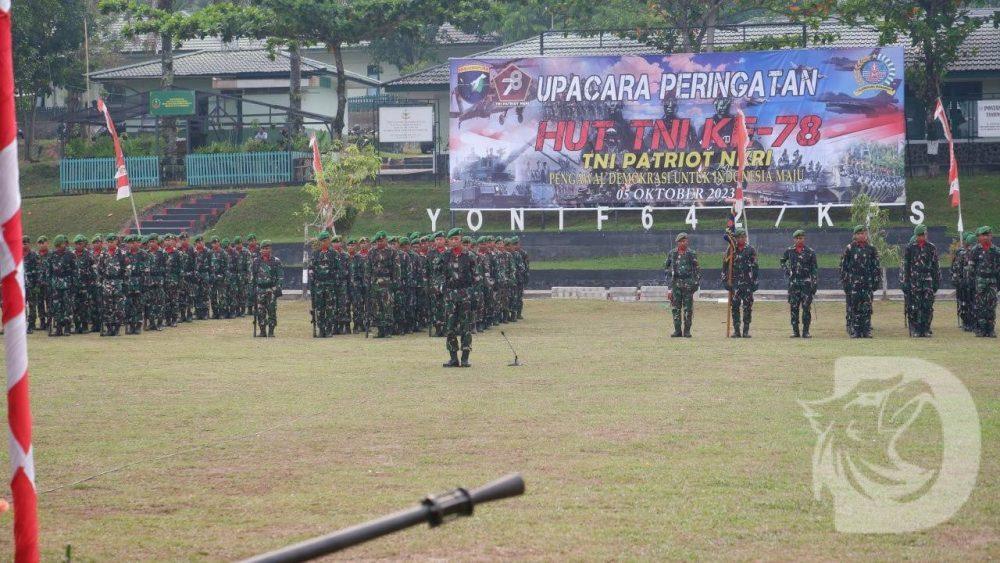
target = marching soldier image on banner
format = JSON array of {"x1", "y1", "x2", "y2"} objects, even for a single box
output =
[
  {"x1": 900, "y1": 224, "x2": 940, "y2": 337},
  {"x1": 780, "y1": 230, "x2": 818, "y2": 338},
  {"x1": 840, "y1": 225, "x2": 882, "y2": 338},
  {"x1": 664, "y1": 232, "x2": 700, "y2": 337}
]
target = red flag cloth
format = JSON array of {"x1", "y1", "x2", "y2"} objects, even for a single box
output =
[
  {"x1": 732, "y1": 109, "x2": 749, "y2": 211},
  {"x1": 0, "y1": 2, "x2": 40, "y2": 561},
  {"x1": 933, "y1": 99, "x2": 961, "y2": 208},
  {"x1": 309, "y1": 133, "x2": 324, "y2": 181},
  {"x1": 96, "y1": 98, "x2": 131, "y2": 201}
]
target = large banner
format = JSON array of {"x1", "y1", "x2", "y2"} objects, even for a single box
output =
[{"x1": 449, "y1": 47, "x2": 906, "y2": 209}]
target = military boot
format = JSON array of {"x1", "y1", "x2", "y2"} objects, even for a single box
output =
[
  {"x1": 670, "y1": 319, "x2": 682, "y2": 337},
  {"x1": 443, "y1": 351, "x2": 459, "y2": 368},
  {"x1": 742, "y1": 322, "x2": 751, "y2": 338},
  {"x1": 731, "y1": 325, "x2": 742, "y2": 338},
  {"x1": 460, "y1": 350, "x2": 471, "y2": 368},
  {"x1": 802, "y1": 320, "x2": 811, "y2": 339},
  {"x1": 267, "y1": 325, "x2": 275, "y2": 337},
  {"x1": 682, "y1": 320, "x2": 691, "y2": 337},
  {"x1": 790, "y1": 322, "x2": 800, "y2": 338}
]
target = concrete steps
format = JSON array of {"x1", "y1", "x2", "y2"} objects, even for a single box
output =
[{"x1": 126, "y1": 192, "x2": 246, "y2": 235}]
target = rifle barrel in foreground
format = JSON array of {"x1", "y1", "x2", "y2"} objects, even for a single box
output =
[{"x1": 242, "y1": 473, "x2": 525, "y2": 563}]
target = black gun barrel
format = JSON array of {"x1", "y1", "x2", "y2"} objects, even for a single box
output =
[{"x1": 242, "y1": 473, "x2": 524, "y2": 563}]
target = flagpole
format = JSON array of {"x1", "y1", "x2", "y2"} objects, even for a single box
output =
[{"x1": 129, "y1": 192, "x2": 142, "y2": 236}]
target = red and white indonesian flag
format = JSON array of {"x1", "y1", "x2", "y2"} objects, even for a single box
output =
[
  {"x1": 96, "y1": 98, "x2": 131, "y2": 201},
  {"x1": 732, "y1": 109, "x2": 750, "y2": 213},
  {"x1": 1, "y1": 1, "x2": 41, "y2": 561},
  {"x1": 933, "y1": 98, "x2": 961, "y2": 209},
  {"x1": 309, "y1": 132, "x2": 324, "y2": 182}
]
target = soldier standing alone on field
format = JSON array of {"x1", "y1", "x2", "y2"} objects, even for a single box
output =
[
  {"x1": 967, "y1": 225, "x2": 999, "y2": 337},
  {"x1": 900, "y1": 224, "x2": 940, "y2": 337},
  {"x1": 722, "y1": 228, "x2": 759, "y2": 338},
  {"x1": 665, "y1": 232, "x2": 700, "y2": 337},
  {"x1": 840, "y1": 225, "x2": 882, "y2": 338},
  {"x1": 780, "y1": 229, "x2": 818, "y2": 338},
  {"x1": 252, "y1": 240, "x2": 282, "y2": 337},
  {"x1": 442, "y1": 228, "x2": 478, "y2": 367}
]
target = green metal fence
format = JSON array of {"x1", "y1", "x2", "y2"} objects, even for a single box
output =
[
  {"x1": 59, "y1": 157, "x2": 161, "y2": 193},
  {"x1": 186, "y1": 151, "x2": 309, "y2": 187}
]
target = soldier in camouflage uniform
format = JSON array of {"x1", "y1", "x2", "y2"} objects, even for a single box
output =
[
  {"x1": 350, "y1": 237, "x2": 371, "y2": 333},
  {"x1": 476, "y1": 236, "x2": 494, "y2": 332},
  {"x1": 252, "y1": 240, "x2": 282, "y2": 337},
  {"x1": 951, "y1": 231, "x2": 976, "y2": 331},
  {"x1": 193, "y1": 235, "x2": 212, "y2": 320},
  {"x1": 71, "y1": 234, "x2": 97, "y2": 334},
  {"x1": 23, "y1": 236, "x2": 42, "y2": 333},
  {"x1": 403, "y1": 236, "x2": 422, "y2": 332},
  {"x1": 415, "y1": 236, "x2": 432, "y2": 331},
  {"x1": 967, "y1": 225, "x2": 999, "y2": 337},
  {"x1": 145, "y1": 235, "x2": 166, "y2": 331},
  {"x1": 665, "y1": 232, "x2": 700, "y2": 337},
  {"x1": 97, "y1": 234, "x2": 128, "y2": 336},
  {"x1": 231, "y1": 237, "x2": 247, "y2": 318},
  {"x1": 392, "y1": 236, "x2": 411, "y2": 334},
  {"x1": 245, "y1": 233, "x2": 260, "y2": 315},
  {"x1": 163, "y1": 234, "x2": 183, "y2": 327},
  {"x1": 722, "y1": 228, "x2": 759, "y2": 338},
  {"x1": 89, "y1": 234, "x2": 105, "y2": 332},
  {"x1": 442, "y1": 228, "x2": 478, "y2": 367},
  {"x1": 178, "y1": 232, "x2": 194, "y2": 322},
  {"x1": 310, "y1": 231, "x2": 336, "y2": 337},
  {"x1": 900, "y1": 224, "x2": 940, "y2": 337},
  {"x1": 512, "y1": 236, "x2": 528, "y2": 320},
  {"x1": 780, "y1": 229, "x2": 818, "y2": 338},
  {"x1": 839, "y1": 225, "x2": 882, "y2": 338},
  {"x1": 124, "y1": 234, "x2": 149, "y2": 335},
  {"x1": 428, "y1": 231, "x2": 447, "y2": 336},
  {"x1": 209, "y1": 236, "x2": 229, "y2": 319},
  {"x1": 331, "y1": 235, "x2": 352, "y2": 334},
  {"x1": 46, "y1": 235, "x2": 76, "y2": 336},
  {"x1": 368, "y1": 231, "x2": 399, "y2": 338}
]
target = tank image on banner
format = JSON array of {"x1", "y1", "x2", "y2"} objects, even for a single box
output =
[{"x1": 448, "y1": 47, "x2": 906, "y2": 209}]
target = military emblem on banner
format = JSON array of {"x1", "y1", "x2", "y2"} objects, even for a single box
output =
[
  {"x1": 493, "y1": 63, "x2": 533, "y2": 106},
  {"x1": 853, "y1": 51, "x2": 897, "y2": 95},
  {"x1": 455, "y1": 63, "x2": 490, "y2": 105}
]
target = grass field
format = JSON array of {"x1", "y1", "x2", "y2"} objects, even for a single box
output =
[
  {"x1": 18, "y1": 171, "x2": 1000, "y2": 243},
  {"x1": 22, "y1": 190, "x2": 206, "y2": 239},
  {"x1": 2, "y1": 299, "x2": 996, "y2": 560}
]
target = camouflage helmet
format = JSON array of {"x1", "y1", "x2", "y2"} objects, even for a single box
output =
[{"x1": 54, "y1": 234, "x2": 68, "y2": 245}]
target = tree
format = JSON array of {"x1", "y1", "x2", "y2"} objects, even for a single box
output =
[
  {"x1": 303, "y1": 143, "x2": 383, "y2": 236},
  {"x1": 99, "y1": 0, "x2": 209, "y2": 164},
  {"x1": 851, "y1": 193, "x2": 898, "y2": 299},
  {"x1": 12, "y1": 0, "x2": 86, "y2": 160},
  {"x1": 838, "y1": 0, "x2": 999, "y2": 138}
]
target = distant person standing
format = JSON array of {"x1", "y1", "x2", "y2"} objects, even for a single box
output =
[
  {"x1": 252, "y1": 240, "x2": 283, "y2": 337},
  {"x1": 951, "y1": 231, "x2": 977, "y2": 331},
  {"x1": 840, "y1": 225, "x2": 882, "y2": 338},
  {"x1": 967, "y1": 226, "x2": 999, "y2": 337},
  {"x1": 780, "y1": 229, "x2": 818, "y2": 338},
  {"x1": 722, "y1": 228, "x2": 758, "y2": 338},
  {"x1": 900, "y1": 225, "x2": 940, "y2": 337},
  {"x1": 664, "y1": 232, "x2": 700, "y2": 338},
  {"x1": 442, "y1": 228, "x2": 478, "y2": 367}
]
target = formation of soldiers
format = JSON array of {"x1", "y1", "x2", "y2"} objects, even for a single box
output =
[
  {"x1": 306, "y1": 229, "x2": 529, "y2": 367},
  {"x1": 665, "y1": 224, "x2": 998, "y2": 339},
  {"x1": 23, "y1": 232, "x2": 284, "y2": 337}
]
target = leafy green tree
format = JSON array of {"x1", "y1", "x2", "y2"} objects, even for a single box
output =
[
  {"x1": 12, "y1": 0, "x2": 86, "y2": 160},
  {"x1": 838, "y1": 0, "x2": 999, "y2": 137},
  {"x1": 303, "y1": 143, "x2": 383, "y2": 235}
]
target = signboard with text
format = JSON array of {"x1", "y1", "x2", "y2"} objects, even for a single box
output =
[
  {"x1": 977, "y1": 99, "x2": 1000, "y2": 137},
  {"x1": 150, "y1": 90, "x2": 196, "y2": 117},
  {"x1": 378, "y1": 105, "x2": 434, "y2": 143},
  {"x1": 449, "y1": 47, "x2": 906, "y2": 209}
]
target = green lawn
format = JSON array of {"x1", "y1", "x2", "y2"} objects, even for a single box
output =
[
  {"x1": 23, "y1": 190, "x2": 206, "y2": 239},
  {"x1": 20, "y1": 161, "x2": 60, "y2": 198},
  {"x1": 2, "y1": 299, "x2": 996, "y2": 559},
  {"x1": 18, "y1": 172, "x2": 998, "y2": 243}
]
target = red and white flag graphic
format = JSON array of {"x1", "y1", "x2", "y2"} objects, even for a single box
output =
[
  {"x1": 1, "y1": 1, "x2": 40, "y2": 561},
  {"x1": 96, "y1": 98, "x2": 131, "y2": 200},
  {"x1": 732, "y1": 109, "x2": 750, "y2": 212},
  {"x1": 933, "y1": 99, "x2": 961, "y2": 209}
]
